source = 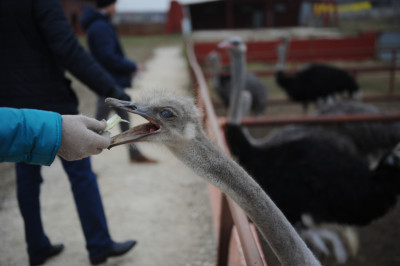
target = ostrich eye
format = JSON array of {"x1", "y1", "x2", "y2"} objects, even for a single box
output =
[{"x1": 160, "y1": 109, "x2": 174, "y2": 118}]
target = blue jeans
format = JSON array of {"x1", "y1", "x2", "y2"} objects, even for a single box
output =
[{"x1": 16, "y1": 157, "x2": 112, "y2": 260}]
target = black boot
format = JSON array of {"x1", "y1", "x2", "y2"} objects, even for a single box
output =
[
  {"x1": 90, "y1": 240, "x2": 137, "y2": 265},
  {"x1": 29, "y1": 244, "x2": 64, "y2": 266}
]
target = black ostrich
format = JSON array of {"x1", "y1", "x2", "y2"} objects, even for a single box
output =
[
  {"x1": 205, "y1": 39, "x2": 268, "y2": 115},
  {"x1": 275, "y1": 37, "x2": 360, "y2": 112},
  {"x1": 227, "y1": 122, "x2": 400, "y2": 227},
  {"x1": 219, "y1": 36, "x2": 400, "y2": 263},
  {"x1": 314, "y1": 100, "x2": 400, "y2": 163}
]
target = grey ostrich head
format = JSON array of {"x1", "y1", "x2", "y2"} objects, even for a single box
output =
[
  {"x1": 217, "y1": 36, "x2": 247, "y2": 55},
  {"x1": 105, "y1": 91, "x2": 202, "y2": 148}
]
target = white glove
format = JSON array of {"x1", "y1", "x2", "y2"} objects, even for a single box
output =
[{"x1": 57, "y1": 115, "x2": 111, "y2": 161}]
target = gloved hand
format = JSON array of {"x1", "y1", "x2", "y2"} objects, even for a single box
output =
[
  {"x1": 109, "y1": 86, "x2": 131, "y2": 101},
  {"x1": 57, "y1": 115, "x2": 111, "y2": 161}
]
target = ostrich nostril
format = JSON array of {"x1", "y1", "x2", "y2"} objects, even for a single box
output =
[{"x1": 126, "y1": 105, "x2": 137, "y2": 111}]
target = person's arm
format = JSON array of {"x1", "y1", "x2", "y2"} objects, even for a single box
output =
[
  {"x1": 89, "y1": 22, "x2": 137, "y2": 74},
  {"x1": 33, "y1": 0, "x2": 129, "y2": 100},
  {"x1": 0, "y1": 108, "x2": 62, "y2": 166},
  {"x1": 0, "y1": 108, "x2": 111, "y2": 166}
]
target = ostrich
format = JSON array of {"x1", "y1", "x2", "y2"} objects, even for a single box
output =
[
  {"x1": 275, "y1": 37, "x2": 360, "y2": 112},
  {"x1": 205, "y1": 51, "x2": 231, "y2": 106},
  {"x1": 219, "y1": 36, "x2": 400, "y2": 263},
  {"x1": 315, "y1": 100, "x2": 400, "y2": 164},
  {"x1": 205, "y1": 38, "x2": 268, "y2": 115},
  {"x1": 104, "y1": 92, "x2": 321, "y2": 266},
  {"x1": 264, "y1": 100, "x2": 400, "y2": 167}
]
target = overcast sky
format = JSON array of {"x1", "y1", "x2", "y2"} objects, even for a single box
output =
[{"x1": 116, "y1": 0, "x2": 212, "y2": 12}]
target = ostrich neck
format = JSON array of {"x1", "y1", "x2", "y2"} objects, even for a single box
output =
[
  {"x1": 276, "y1": 42, "x2": 289, "y2": 72},
  {"x1": 227, "y1": 50, "x2": 247, "y2": 125},
  {"x1": 226, "y1": 48, "x2": 256, "y2": 144},
  {"x1": 167, "y1": 133, "x2": 320, "y2": 266},
  {"x1": 211, "y1": 56, "x2": 221, "y2": 88}
]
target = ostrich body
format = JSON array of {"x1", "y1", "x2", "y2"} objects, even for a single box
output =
[
  {"x1": 207, "y1": 47, "x2": 268, "y2": 114},
  {"x1": 276, "y1": 37, "x2": 359, "y2": 111},
  {"x1": 220, "y1": 36, "x2": 400, "y2": 261},
  {"x1": 315, "y1": 100, "x2": 400, "y2": 161},
  {"x1": 226, "y1": 123, "x2": 400, "y2": 225},
  {"x1": 105, "y1": 92, "x2": 320, "y2": 266}
]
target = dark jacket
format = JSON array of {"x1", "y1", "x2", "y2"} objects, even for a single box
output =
[
  {"x1": 0, "y1": 0, "x2": 119, "y2": 114},
  {"x1": 81, "y1": 5, "x2": 137, "y2": 88}
]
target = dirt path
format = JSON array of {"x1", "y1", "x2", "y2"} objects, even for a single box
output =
[{"x1": 0, "y1": 46, "x2": 216, "y2": 266}]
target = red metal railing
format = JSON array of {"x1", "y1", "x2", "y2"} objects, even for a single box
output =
[{"x1": 186, "y1": 38, "x2": 267, "y2": 266}]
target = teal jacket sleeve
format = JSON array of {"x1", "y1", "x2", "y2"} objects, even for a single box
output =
[{"x1": 0, "y1": 108, "x2": 62, "y2": 166}]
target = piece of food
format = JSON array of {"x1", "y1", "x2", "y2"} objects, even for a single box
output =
[{"x1": 105, "y1": 114, "x2": 129, "y2": 131}]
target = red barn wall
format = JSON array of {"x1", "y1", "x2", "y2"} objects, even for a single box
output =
[
  {"x1": 194, "y1": 32, "x2": 378, "y2": 65},
  {"x1": 165, "y1": 1, "x2": 184, "y2": 34}
]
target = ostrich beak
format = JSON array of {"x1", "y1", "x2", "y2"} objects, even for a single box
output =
[
  {"x1": 105, "y1": 98, "x2": 162, "y2": 149},
  {"x1": 217, "y1": 41, "x2": 234, "y2": 50}
]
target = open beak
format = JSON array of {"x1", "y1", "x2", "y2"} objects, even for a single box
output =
[{"x1": 105, "y1": 98, "x2": 161, "y2": 149}]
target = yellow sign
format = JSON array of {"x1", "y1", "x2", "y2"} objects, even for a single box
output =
[
  {"x1": 338, "y1": 1, "x2": 372, "y2": 12},
  {"x1": 314, "y1": 3, "x2": 336, "y2": 15},
  {"x1": 314, "y1": 1, "x2": 372, "y2": 15}
]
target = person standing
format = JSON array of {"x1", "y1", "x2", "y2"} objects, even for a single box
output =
[
  {"x1": 81, "y1": 0, "x2": 156, "y2": 163},
  {"x1": 0, "y1": 0, "x2": 136, "y2": 265}
]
